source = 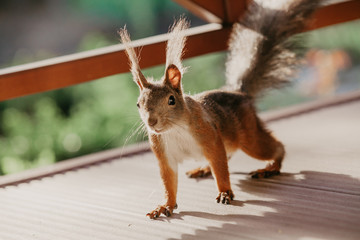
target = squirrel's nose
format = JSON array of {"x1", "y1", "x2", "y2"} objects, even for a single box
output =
[{"x1": 148, "y1": 117, "x2": 158, "y2": 127}]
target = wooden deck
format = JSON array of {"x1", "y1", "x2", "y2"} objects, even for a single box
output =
[
  {"x1": 1, "y1": 2, "x2": 360, "y2": 239},
  {"x1": 0, "y1": 92, "x2": 359, "y2": 240}
]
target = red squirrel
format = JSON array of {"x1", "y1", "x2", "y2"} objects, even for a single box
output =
[{"x1": 119, "y1": 0, "x2": 321, "y2": 219}]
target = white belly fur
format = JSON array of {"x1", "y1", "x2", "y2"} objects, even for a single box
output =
[{"x1": 161, "y1": 125, "x2": 204, "y2": 171}]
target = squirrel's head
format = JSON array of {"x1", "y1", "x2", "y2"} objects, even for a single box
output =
[
  {"x1": 119, "y1": 18, "x2": 189, "y2": 134},
  {"x1": 136, "y1": 64, "x2": 186, "y2": 134}
]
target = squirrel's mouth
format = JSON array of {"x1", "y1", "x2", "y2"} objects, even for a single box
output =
[
  {"x1": 154, "y1": 128, "x2": 162, "y2": 133},
  {"x1": 150, "y1": 125, "x2": 171, "y2": 135},
  {"x1": 148, "y1": 126, "x2": 164, "y2": 134},
  {"x1": 147, "y1": 121, "x2": 171, "y2": 134}
]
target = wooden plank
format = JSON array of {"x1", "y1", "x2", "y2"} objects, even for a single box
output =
[
  {"x1": 0, "y1": 142, "x2": 151, "y2": 188},
  {"x1": 175, "y1": 0, "x2": 248, "y2": 23},
  {"x1": 0, "y1": 97, "x2": 359, "y2": 239},
  {"x1": 190, "y1": 0, "x2": 225, "y2": 20},
  {"x1": 223, "y1": 0, "x2": 248, "y2": 23},
  {"x1": 306, "y1": 0, "x2": 360, "y2": 31},
  {"x1": 178, "y1": 0, "x2": 360, "y2": 27},
  {"x1": 0, "y1": 24, "x2": 231, "y2": 101},
  {"x1": 260, "y1": 90, "x2": 360, "y2": 123},
  {"x1": 172, "y1": 0, "x2": 222, "y2": 23}
]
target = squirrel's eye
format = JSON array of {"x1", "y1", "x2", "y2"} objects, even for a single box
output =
[
  {"x1": 168, "y1": 95, "x2": 176, "y2": 105},
  {"x1": 136, "y1": 103, "x2": 140, "y2": 108}
]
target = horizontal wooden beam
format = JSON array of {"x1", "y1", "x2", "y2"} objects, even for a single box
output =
[
  {"x1": 0, "y1": 0, "x2": 359, "y2": 102},
  {"x1": 176, "y1": 0, "x2": 360, "y2": 26},
  {"x1": 306, "y1": 0, "x2": 360, "y2": 31},
  {"x1": 0, "y1": 24, "x2": 231, "y2": 101},
  {"x1": 187, "y1": 0, "x2": 225, "y2": 21},
  {"x1": 173, "y1": 0, "x2": 222, "y2": 23},
  {"x1": 223, "y1": 0, "x2": 248, "y2": 23},
  {"x1": 174, "y1": 0, "x2": 249, "y2": 24}
]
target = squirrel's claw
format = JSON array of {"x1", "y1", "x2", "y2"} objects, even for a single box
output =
[
  {"x1": 250, "y1": 163, "x2": 281, "y2": 178},
  {"x1": 250, "y1": 170, "x2": 280, "y2": 178},
  {"x1": 147, "y1": 204, "x2": 177, "y2": 219},
  {"x1": 216, "y1": 190, "x2": 234, "y2": 204}
]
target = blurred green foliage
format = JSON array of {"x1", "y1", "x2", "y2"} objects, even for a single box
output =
[
  {"x1": 0, "y1": 1, "x2": 359, "y2": 175},
  {"x1": 0, "y1": 49, "x2": 226, "y2": 175},
  {"x1": 306, "y1": 20, "x2": 360, "y2": 62},
  {"x1": 71, "y1": 0, "x2": 185, "y2": 38}
]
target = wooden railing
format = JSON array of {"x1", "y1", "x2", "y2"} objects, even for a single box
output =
[{"x1": 0, "y1": 0, "x2": 359, "y2": 102}]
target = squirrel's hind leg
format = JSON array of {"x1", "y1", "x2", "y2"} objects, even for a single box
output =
[
  {"x1": 186, "y1": 166, "x2": 211, "y2": 178},
  {"x1": 239, "y1": 117, "x2": 285, "y2": 178},
  {"x1": 186, "y1": 154, "x2": 233, "y2": 178},
  {"x1": 247, "y1": 141, "x2": 285, "y2": 179}
]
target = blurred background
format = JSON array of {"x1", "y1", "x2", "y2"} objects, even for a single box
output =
[{"x1": 0, "y1": 0, "x2": 359, "y2": 175}]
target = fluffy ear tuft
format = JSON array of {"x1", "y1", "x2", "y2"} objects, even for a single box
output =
[
  {"x1": 165, "y1": 17, "x2": 189, "y2": 77},
  {"x1": 165, "y1": 64, "x2": 182, "y2": 90},
  {"x1": 118, "y1": 27, "x2": 149, "y2": 90}
]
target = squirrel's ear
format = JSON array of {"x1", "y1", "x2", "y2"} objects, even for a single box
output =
[
  {"x1": 134, "y1": 71, "x2": 149, "y2": 91},
  {"x1": 164, "y1": 17, "x2": 188, "y2": 91},
  {"x1": 118, "y1": 27, "x2": 149, "y2": 91},
  {"x1": 165, "y1": 64, "x2": 182, "y2": 90}
]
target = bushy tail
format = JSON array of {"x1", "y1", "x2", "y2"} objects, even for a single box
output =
[{"x1": 226, "y1": 0, "x2": 322, "y2": 97}]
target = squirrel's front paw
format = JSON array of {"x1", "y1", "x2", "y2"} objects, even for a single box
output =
[
  {"x1": 216, "y1": 190, "x2": 234, "y2": 204},
  {"x1": 146, "y1": 204, "x2": 178, "y2": 219}
]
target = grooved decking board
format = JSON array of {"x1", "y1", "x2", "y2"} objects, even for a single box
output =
[{"x1": 0, "y1": 101, "x2": 359, "y2": 240}]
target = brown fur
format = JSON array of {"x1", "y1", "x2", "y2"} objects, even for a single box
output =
[
  {"x1": 147, "y1": 135, "x2": 178, "y2": 219},
  {"x1": 194, "y1": 90, "x2": 284, "y2": 178},
  {"x1": 119, "y1": 0, "x2": 321, "y2": 219}
]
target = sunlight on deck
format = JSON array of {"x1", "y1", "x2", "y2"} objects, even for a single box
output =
[{"x1": 0, "y1": 97, "x2": 359, "y2": 240}]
